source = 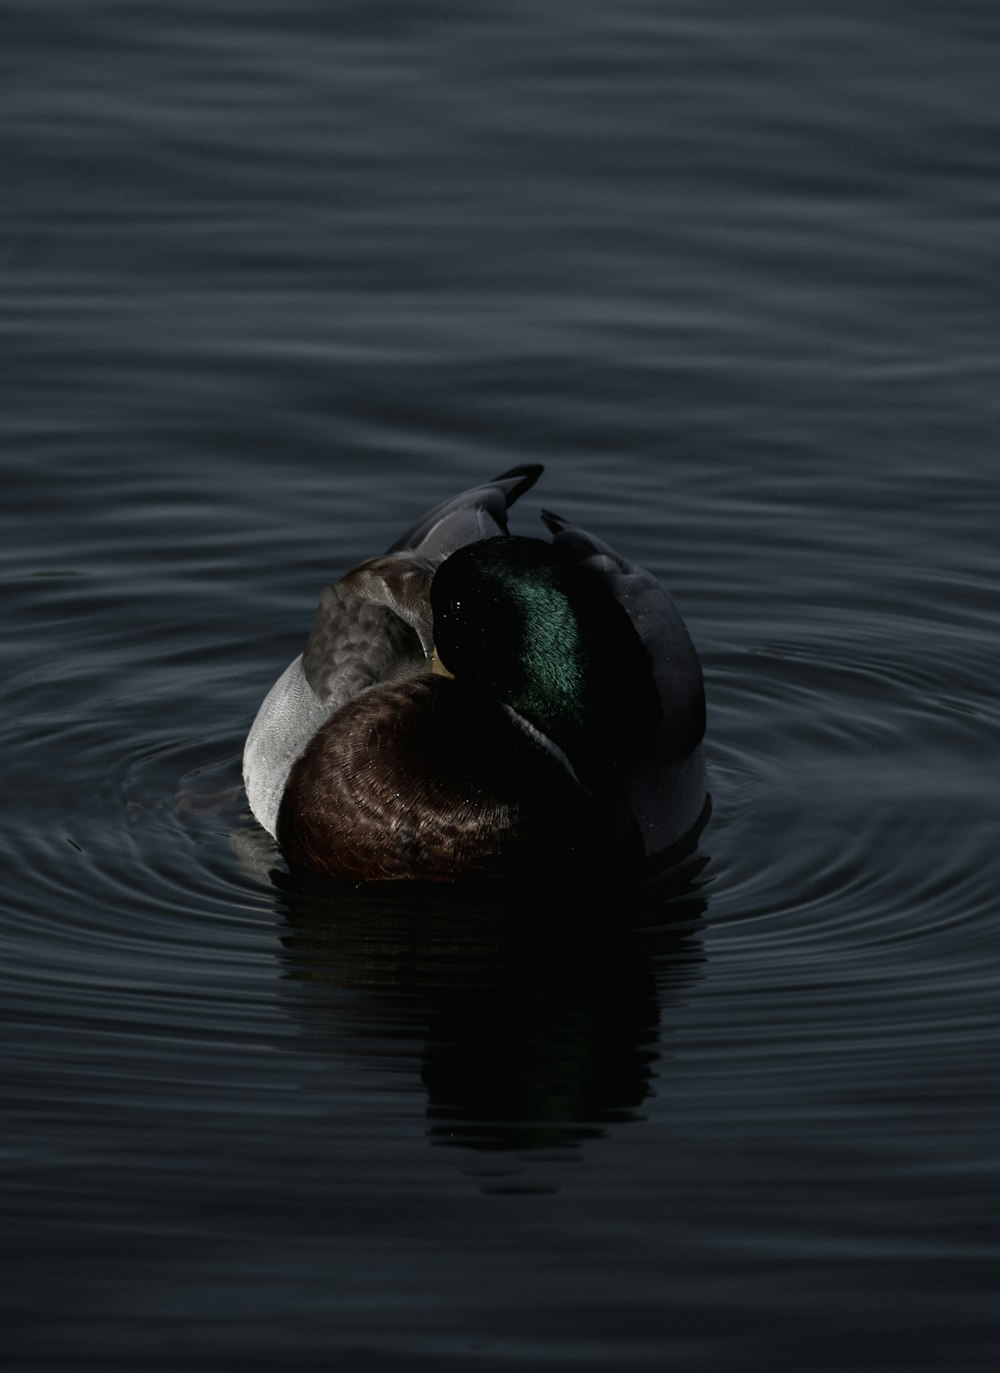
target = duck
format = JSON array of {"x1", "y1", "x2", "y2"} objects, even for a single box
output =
[{"x1": 243, "y1": 465, "x2": 707, "y2": 883}]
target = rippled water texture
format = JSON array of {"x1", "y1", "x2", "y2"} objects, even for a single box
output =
[{"x1": 3, "y1": 3, "x2": 999, "y2": 1369}]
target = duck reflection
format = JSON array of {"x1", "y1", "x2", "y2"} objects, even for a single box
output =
[{"x1": 269, "y1": 861, "x2": 708, "y2": 1155}]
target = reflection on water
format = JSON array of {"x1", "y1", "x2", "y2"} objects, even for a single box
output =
[
  {"x1": 4, "y1": 0, "x2": 1000, "y2": 1364},
  {"x1": 272, "y1": 864, "x2": 707, "y2": 1161}
]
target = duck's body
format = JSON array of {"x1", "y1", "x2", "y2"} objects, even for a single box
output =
[{"x1": 243, "y1": 466, "x2": 707, "y2": 882}]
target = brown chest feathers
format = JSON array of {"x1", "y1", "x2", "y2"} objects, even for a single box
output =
[{"x1": 276, "y1": 675, "x2": 631, "y2": 883}]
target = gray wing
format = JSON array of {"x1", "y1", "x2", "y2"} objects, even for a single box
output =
[
  {"x1": 245, "y1": 551, "x2": 436, "y2": 838},
  {"x1": 245, "y1": 466, "x2": 544, "y2": 839},
  {"x1": 302, "y1": 552, "x2": 435, "y2": 705},
  {"x1": 304, "y1": 464, "x2": 544, "y2": 702}
]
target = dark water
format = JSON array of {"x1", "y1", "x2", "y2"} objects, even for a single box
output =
[{"x1": 3, "y1": 2, "x2": 999, "y2": 1368}]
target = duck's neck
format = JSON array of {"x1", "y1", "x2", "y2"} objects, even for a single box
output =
[
  {"x1": 502, "y1": 584, "x2": 589, "y2": 745},
  {"x1": 498, "y1": 576, "x2": 659, "y2": 781},
  {"x1": 430, "y1": 535, "x2": 656, "y2": 779}
]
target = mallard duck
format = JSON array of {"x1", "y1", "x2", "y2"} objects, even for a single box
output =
[{"x1": 243, "y1": 465, "x2": 707, "y2": 882}]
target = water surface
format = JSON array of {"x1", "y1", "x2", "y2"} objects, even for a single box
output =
[{"x1": 3, "y1": 3, "x2": 999, "y2": 1369}]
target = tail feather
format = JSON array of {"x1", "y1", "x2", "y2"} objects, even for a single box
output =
[{"x1": 388, "y1": 464, "x2": 543, "y2": 560}]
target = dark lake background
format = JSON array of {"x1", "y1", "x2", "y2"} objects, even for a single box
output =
[{"x1": 3, "y1": 2, "x2": 998, "y2": 1368}]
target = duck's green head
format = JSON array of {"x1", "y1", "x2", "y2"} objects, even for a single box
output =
[{"x1": 430, "y1": 536, "x2": 658, "y2": 773}]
